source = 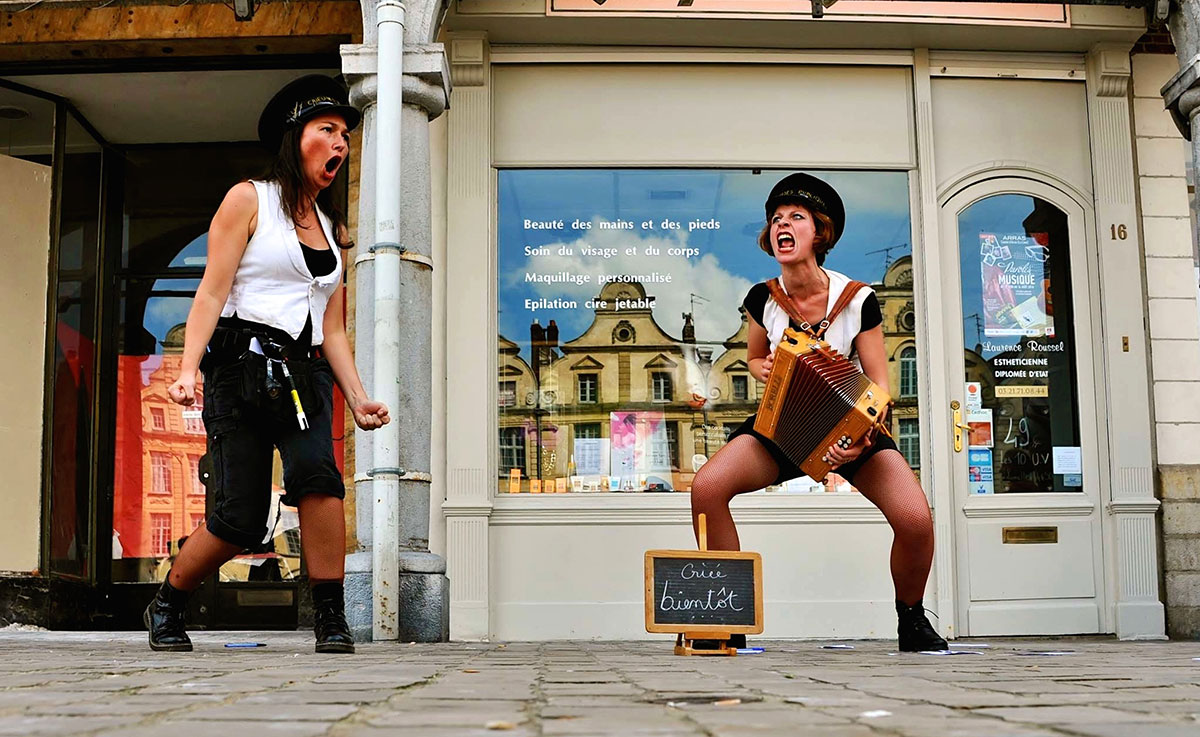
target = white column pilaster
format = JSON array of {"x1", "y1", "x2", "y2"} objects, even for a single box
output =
[
  {"x1": 1086, "y1": 43, "x2": 1166, "y2": 640},
  {"x1": 443, "y1": 31, "x2": 494, "y2": 641}
]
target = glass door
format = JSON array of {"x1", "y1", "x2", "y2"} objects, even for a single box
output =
[
  {"x1": 108, "y1": 144, "x2": 302, "y2": 628},
  {"x1": 939, "y1": 178, "x2": 1106, "y2": 636},
  {"x1": 47, "y1": 111, "x2": 105, "y2": 582}
]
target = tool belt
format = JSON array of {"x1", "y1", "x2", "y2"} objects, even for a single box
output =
[
  {"x1": 202, "y1": 316, "x2": 327, "y2": 430},
  {"x1": 209, "y1": 315, "x2": 322, "y2": 361}
]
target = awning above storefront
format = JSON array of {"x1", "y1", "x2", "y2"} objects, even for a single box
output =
[{"x1": 2, "y1": 69, "x2": 337, "y2": 145}]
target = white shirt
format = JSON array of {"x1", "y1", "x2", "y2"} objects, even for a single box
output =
[
  {"x1": 219, "y1": 180, "x2": 342, "y2": 346},
  {"x1": 761, "y1": 268, "x2": 874, "y2": 369}
]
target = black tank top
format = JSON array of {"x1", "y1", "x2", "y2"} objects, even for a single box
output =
[{"x1": 299, "y1": 242, "x2": 336, "y2": 278}]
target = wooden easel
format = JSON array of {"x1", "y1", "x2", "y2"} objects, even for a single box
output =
[{"x1": 673, "y1": 514, "x2": 738, "y2": 657}]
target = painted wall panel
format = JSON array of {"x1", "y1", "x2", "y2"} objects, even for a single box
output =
[
  {"x1": 0, "y1": 154, "x2": 52, "y2": 573},
  {"x1": 932, "y1": 78, "x2": 1092, "y2": 196},
  {"x1": 493, "y1": 64, "x2": 915, "y2": 168}
]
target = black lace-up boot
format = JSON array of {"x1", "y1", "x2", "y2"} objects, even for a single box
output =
[
  {"x1": 312, "y1": 581, "x2": 355, "y2": 654},
  {"x1": 144, "y1": 578, "x2": 192, "y2": 652},
  {"x1": 896, "y1": 599, "x2": 948, "y2": 652}
]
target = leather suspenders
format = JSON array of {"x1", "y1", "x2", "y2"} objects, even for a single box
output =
[{"x1": 765, "y1": 276, "x2": 867, "y2": 341}]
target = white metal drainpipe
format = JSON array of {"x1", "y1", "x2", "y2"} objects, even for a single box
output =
[{"x1": 371, "y1": 0, "x2": 405, "y2": 641}]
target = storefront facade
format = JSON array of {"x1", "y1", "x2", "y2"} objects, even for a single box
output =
[
  {"x1": 4, "y1": 1, "x2": 1197, "y2": 643},
  {"x1": 0, "y1": 0, "x2": 363, "y2": 629},
  {"x1": 436, "y1": 2, "x2": 1174, "y2": 641}
]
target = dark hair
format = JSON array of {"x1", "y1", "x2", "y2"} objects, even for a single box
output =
[
  {"x1": 757, "y1": 204, "x2": 837, "y2": 265},
  {"x1": 267, "y1": 124, "x2": 354, "y2": 249}
]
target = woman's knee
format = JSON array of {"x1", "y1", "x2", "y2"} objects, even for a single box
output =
[
  {"x1": 890, "y1": 506, "x2": 934, "y2": 548},
  {"x1": 689, "y1": 468, "x2": 726, "y2": 512}
]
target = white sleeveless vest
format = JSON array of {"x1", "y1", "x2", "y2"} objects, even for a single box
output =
[
  {"x1": 761, "y1": 268, "x2": 874, "y2": 370},
  {"x1": 220, "y1": 180, "x2": 342, "y2": 346}
]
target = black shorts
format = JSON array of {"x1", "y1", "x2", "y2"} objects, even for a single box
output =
[
  {"x1": 728, "y1": 414, "x2": 901, "y2": 486},
  {"x1": 200, "y1": 351, "x2": 343, "y2": 549}
]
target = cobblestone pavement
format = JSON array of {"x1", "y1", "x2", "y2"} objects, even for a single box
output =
[{"x1": 1, "y1": 631, "x2": 1199, "y2": 736}]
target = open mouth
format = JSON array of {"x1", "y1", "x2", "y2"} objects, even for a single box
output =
[
  {"x1": 324, "y1": 155, "x2": 343, "y2": 175},
  {"x1": 775, "y1": 233, "x2": 795, "y2": 253}
]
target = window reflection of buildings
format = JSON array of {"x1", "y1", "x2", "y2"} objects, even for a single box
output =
[
  {"x1": 112, "y1": 323, "x2": 207, "y2": 580},
  {"x1": 877, "y1": 257, "x2": 921, "y2": 478},
  {"x1": 498, "y1": 265, "x2": 921, "y2": 491}
]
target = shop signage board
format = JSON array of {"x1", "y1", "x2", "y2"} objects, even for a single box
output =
[
  {"x1": 547, "y1": 1, "x2": 1068, "y2": 24},
  {"x1": 644, "y1": 549, "x2": 764, "y2": 652},
  {"x1": 645, "y1": 515, "x2": 763, "y2": 656}
]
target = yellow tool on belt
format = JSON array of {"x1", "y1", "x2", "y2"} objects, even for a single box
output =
[
  {"x1": 276, "y1": 360, "x2": 309, "y2": 431},
  {"x1": 264, "y1": 337, "x2": 310, "y2": 431}
]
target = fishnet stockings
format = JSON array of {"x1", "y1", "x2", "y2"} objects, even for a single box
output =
[
  {"x1": 690, "y1": 436, "x2": 780, "y2": 551},
  {"x1": 690, "y1": 439, "x2": 934, "y2": 605},
  {"x1": 849, "y1": 449, "x2": 935, "y2": 606}
]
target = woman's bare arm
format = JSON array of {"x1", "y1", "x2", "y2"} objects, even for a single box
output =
[
  {"x1": 747, "y1": 317, "x2": 774, "y2": 383},
  {"x1": 168, "y1": 182, "x2": 257, "y2": 406},
  {"x1": 321, "y1": 282, "x2": 389, "y2": 430},
  {"x1": 854, "y1": 324, "x2": 890, "y2": 396}
]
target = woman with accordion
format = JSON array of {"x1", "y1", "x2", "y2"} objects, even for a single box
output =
[{"x1": 689, "y1": 173, "x2": 947, "y2": 652}]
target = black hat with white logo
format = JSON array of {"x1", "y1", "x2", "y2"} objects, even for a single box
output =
[
  {"x1": 764, "y1": 172, "x2": 845, "y2": 246},
  {"x1": 258, "y1": 74, "x2": 360, "y2": 153}
]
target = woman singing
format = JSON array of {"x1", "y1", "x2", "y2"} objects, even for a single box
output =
[
  {"x1": 147, "y1": 75, "x2": 389, "y2": 654},
  {"x1": 690, "y1": 173, "x2": 947, "y2": 652}
]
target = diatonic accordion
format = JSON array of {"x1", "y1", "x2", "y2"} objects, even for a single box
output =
[{"x1": 753, "y1": 328, "x2": 891, "y2": 482}]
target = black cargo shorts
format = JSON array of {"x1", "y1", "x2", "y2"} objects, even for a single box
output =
[{"x1": 200, "y1": 351, "x2": 343, "y2": 549}]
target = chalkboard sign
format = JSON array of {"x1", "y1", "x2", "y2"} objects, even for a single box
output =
[{"x1": 644, "y1": 550, "x2": 763, "y2": 635}]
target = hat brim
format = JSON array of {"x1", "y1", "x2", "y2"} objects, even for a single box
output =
[{"x1": 293, "y1": 102, "x2": 361, "y2": 132}]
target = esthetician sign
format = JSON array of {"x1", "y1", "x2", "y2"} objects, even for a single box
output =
[{"x1": 548, "y1": 1, "x2": 1068, "y2": 24}]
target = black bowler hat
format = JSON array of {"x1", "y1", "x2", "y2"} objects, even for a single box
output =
[
  {"x1": 764, "y1": 173, "x2": 846, "y2": 246},
  {"x1": 257, "y1": 74, "x2": 361, "y2": 153}
]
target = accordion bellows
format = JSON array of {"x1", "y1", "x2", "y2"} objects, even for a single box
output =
[{"x1": 754, "y1": 328, "x2": 891, "y2": 482}]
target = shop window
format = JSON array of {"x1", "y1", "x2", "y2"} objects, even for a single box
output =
[
  {"x1": 899, "y1": 346, "x2": 917, "y2": 398},
  {"x1": 898, "y1": 418, "x2": 921, "y2": 469},
  {"x1": 651, "y1": 372, "x2": 672, "y2": 403},
  {"x1": 577, "y1": 373, "x2": 598, "y2": 403},
  {"x1": 150, "y1": 513, "x2": 172, "y2": 558},
  {"x1": 497, "y1": 169, "x2": 915, "y2": 493},
  {"x1": 498, "y1": 380, "x2": 517, "y2": 408}
]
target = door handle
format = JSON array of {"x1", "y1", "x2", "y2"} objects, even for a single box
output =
[{"x1": 952, "y1": 400, "x2": 965, "y2": 452}]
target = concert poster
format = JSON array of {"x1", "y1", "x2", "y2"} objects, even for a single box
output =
[{"x1": 979, "y1": 232, "x2": 1052, "y2": 338}]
